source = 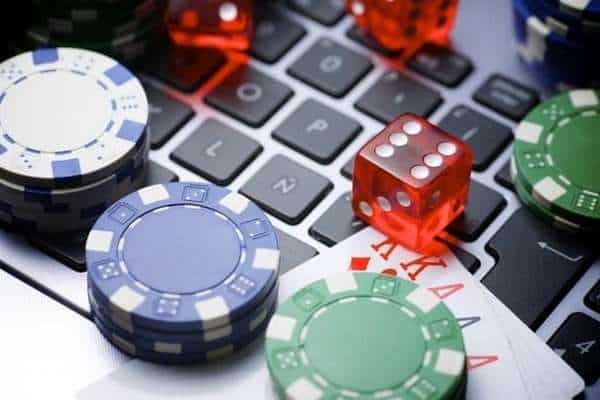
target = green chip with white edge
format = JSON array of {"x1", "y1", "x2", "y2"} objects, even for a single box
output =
[
  {"x1": 512, "y1": 156, "x2": 597, "y2": 233},
  {"x1": 264, "y1": 272, "x2": 466, "y2": 400},
  {"x1": 513, "y1": 89, "x2": 600, "y2": 226}
]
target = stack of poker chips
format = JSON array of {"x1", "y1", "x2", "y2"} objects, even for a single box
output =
[
  {"x1": 265, "y1": 272, "x2": 467, "y2": 400},
  {"x1": 512, "y1": 0, "x2": 600, "y2": 90},
  {"x1": 26, "y1": 0, "x2": 167, "y2": 64},
  {"x1": 512, "y1": 89, "x2": 600, "y2": 234},
  {"x1": 86, "y1": 183, "x2": 281, "y2": 364},
  {"x1": 0, "y1": 47, "x2": 149, "y2": 237}
]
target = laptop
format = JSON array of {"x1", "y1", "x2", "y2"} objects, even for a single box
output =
[{"x1": 1, "y1": 0, "x2": 598, "y2": 398}]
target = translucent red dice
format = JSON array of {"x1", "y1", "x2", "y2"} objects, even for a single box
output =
[
  {"x1": 346, "y1": 0, "x2": 458, "y2": 53},
  {"x1": 352, "y1": 113, "x2": 472, "y2": 251},
  {"x1": 166, "y1": 0, "x2": 255, "y2": 51}
]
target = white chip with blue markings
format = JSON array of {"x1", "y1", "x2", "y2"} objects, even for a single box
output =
[{"x1": 0, "y1": 47, "x2": 148, "y2": 187}]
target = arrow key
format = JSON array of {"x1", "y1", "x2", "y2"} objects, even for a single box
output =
[
  {"x1": 483, "y1": 208, "x2": 597, "y2": 328},
  {"x1": 171, "y1": 119, "x2": 262, "y2": 185}
]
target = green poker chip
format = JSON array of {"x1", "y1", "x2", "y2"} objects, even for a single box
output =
[
  {"x1": 513, "y1": 89, "x2": 600, "y2": 226},
  {"x1": 265, "y1": 272, "x2": 466, "y2": 400},
  {"x1": 511, "y1": 156, "x2": 597, "y2": 233}
]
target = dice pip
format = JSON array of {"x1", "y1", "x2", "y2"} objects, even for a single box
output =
[
  {"x1": 166, "y1": 0, "x2": 255, "y2": 51},
  {"x1": 352, "y1": 113, "x2": 472, "y2": 250}
]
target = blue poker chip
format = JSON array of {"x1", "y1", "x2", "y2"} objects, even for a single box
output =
[
  {"x1": 93, "y1": 297, "x2": 276, "y2": 365},
  {"x1": 89, "y1": 280, "x2": 278, "y2": 353},
  {"x1": 86, "y1": 182, "x2": 280, "y2": 333},
  {"x1": 546, "y1": 0, "x2": 600, "y2": 20},
  {"x1": 512, "y1": 0, "x2": 600, "y2": 89},
  {"x1": 527, "y1": 0, "x2": 600, "y2": 39},
  {"x1": 0, "y1": 47, "x2": 148, "y2": 189}
]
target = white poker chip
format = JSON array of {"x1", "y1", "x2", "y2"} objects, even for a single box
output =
[{"x1": 0, "y1": 47, "x2": 148, "y2": 188}]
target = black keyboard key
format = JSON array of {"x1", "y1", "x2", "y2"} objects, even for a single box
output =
[
  {"x1": 495, "y1": 161, "x2": 514, "y2": 190},
  {"x1": 273, "y1": 99, "x2": 361, "y2": 164},
  {"x1": 438, "y1": 105, "x2": 512, "y2": 171},
  {"x1": 252, "y1": 9, "x2": 305, "y2": 64},
  {"x1": 445, "y1": 241, "x2": 481, "y2": 274},
  {"x1": 144, "y1": 84, "x2": 194, "y2": 149},
  {"x1": 448, "y1": 181, "x2": 506, "y2": 242},
  {"x1": 171, "y1": 119, "x2": 262, "y2": 185},
  {"x1": 346, "y1": 25, "x2": 400, "y2": 57},
  {"x1": 309, "y1": 192, "x2": 366, "y2": 246},
  {"x1": 275, "y1": 228, "x2": 319, "y2": 275},
  {"x1": 288, "y1": 0, "x2": 346, "y2": 26},
  {"x1": 408, "y1": 44, "x2": 473, "y2": 87},
  {"x1": 548, "y1": 313, "x2": 600, "y2": 385},
  {"x1": 240, "y1": 155, "x2": 333, "y2": 224},
  {"x1": 145, "y1": 161, "x2": 179, "y2": 185},
  {"x1": 473, "y1": 74, "x2": 540, "y2": 121},
  {"x1": 206, "y1": 66, "x2": 293, "y2": 127},
  {"x1": 341, "y1": 157, "x2": 355, "y2": 179},
  {"x1": 483, "y1": 208, "x2": 597, "y2": 328},
  {"x1": 585, "y1": 280, "x2": 600, "y2": 314},
  {"x1": 29, "y1": 161, "x2": 178, "y2": 271},
  {"x1": 143, "y1": 42, "x2": 225, "y2": 93},
  {"x1": 288, "y1": 37, "x2": 373, "y2": 98},
  {"x1": 356, "y1": 70, "x2": 442, "y2": 123},
  {"x1": 28, "y1": 233, "x2": 87, "y2": 272}
]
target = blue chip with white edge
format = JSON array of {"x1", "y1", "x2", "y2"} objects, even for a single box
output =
[
  {"x1": 547, "y1": 0, "x2": 600, "y2": 20},
  {"x1": 528, "y1": 0, "x2": 600, "y2": 40},
  {"x1": 93, "y1": 297, "x2": 277, "y2": 365},
  {"x1": 86, "y1": 182, "x2": 280, "y2": 333},
  {"x1": 0, "y1": 47, "x2": 148, "y2": 188},
  {"x1": 88, "y1": 280, "x2": 278, "y2": 354},
  {"x1": 512, "y1": 0, "x2": 599, "y2": 89}
]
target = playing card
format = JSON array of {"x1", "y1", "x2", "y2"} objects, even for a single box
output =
[{"x1": 483, "y1": 286, "x2": 585, "y2": 399}]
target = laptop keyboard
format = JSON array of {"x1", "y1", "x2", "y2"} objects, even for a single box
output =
[{"x1": 1, "y1": 0, "x2": 598, "y2": 388}]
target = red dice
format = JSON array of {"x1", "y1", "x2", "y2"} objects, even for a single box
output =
[
  {"x1": 346, "y1": 0, "x2": 458, "y2": 53},
  {"x1": 352, "y1": 113, "x2": 472, "y2": 251},
  {"x1": 166, "y1": 0, "x2": 255, "y2": 51}
]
